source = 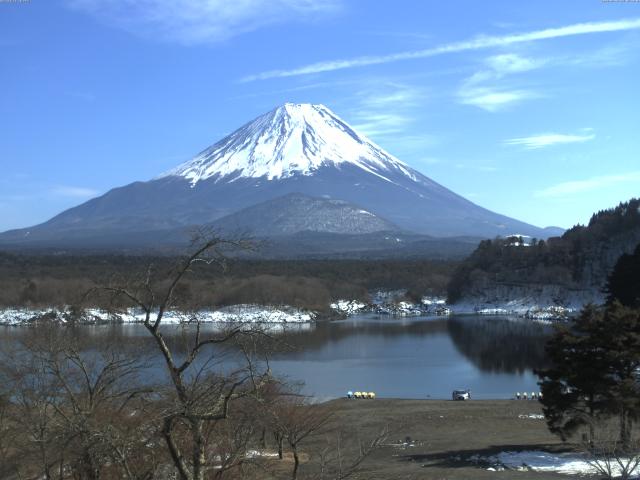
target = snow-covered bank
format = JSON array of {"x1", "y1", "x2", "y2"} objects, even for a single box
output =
[
  {"x1": 330, "y1": 300, "x2": 368, "y2": 315},
  {"x1": 331, "y1": 290, "x2": 581, "y2": 321},
  {"x1": 452, "y1": 284, "x2": 603, "y2": 320},
  {"x1": 0, "y1": 304, "x2": 316, "y2": 326},
  {"x1": 449, "y1": 300, "x2": 577, "y2": 321},
  {"x1": 330, "y1": 294, "x2": 450, "y2": 317}
]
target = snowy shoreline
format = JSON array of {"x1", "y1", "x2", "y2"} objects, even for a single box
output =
[
  {"x1": 1, "y1": 291, "x2": 591, "y2": 327},
  {"x1": 449, "y1": 302, "x2": 577, "y2": 321},
  {"x1": 330, "y1": 292, "x2": 580, "y2": 321},
  {"x1": 0, "y1": 304, "x2": 316, "y2": 327}
]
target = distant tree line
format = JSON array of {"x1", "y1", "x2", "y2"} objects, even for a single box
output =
[{"x1": 0, "y1": 254, "x2": 457, "y2": 311}]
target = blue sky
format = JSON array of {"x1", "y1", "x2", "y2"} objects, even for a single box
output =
[{"x1": 1, "y1": 0, "x2": 639, "y2": 231}]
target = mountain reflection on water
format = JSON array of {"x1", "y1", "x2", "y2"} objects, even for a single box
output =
[{"x1": 447, "y1": 316, "x2": 551, "y2": 374}]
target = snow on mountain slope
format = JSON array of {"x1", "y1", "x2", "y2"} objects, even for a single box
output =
[{"x1": 161, "y1": 103, "x2": 417, "y2": 185}]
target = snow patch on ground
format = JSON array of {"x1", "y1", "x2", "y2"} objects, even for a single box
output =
[
  {"x1": 0, "y1": 304, "x2": 316, "y2": 326},
  {"x1": 450, "y1": 298, "x2": 578, "y2": 321},
  {"x1": 452, "y1": 285, "x2": 603, "y2": 320},
  {"x1": 477, "y1": 450, "x2": 640, "y2": 476},
  {"x1": 332, "y1": 288, "x2": 578, "y2": 321},
  {"x1": 245, "y1": 450, "x2": 280, "y2": 459},
  {"x1": 331, "y1": 294, "x2": 451, "y2": 317},
  {"x1": 421, "y1": 297, "x2": 446, "y2": 306},
  {"x1": 0, "y1": 308, "x2": 54, "y2": 326},
  {"x1": 330, "y1": 300, "x2": 368, "y2": 315},
  {"x1": 518, "y1": 414, "x2": 545, "y2": 420}
]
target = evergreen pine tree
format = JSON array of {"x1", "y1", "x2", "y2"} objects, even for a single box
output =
[
  {"x1": 606, "y1": 243, "x2": 640, "y2": 308},
  {"x1": 538, "y1": 304, "x2": 610, "y2": 441},
  {"x1": 538, "y1": 303, "x2": 640, "y2": 447}
]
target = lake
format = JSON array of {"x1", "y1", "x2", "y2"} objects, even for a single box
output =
[{"x1": 0, "y1": 314, "x2": 551, "y2": 400}]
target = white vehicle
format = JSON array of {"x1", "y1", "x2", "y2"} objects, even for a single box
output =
[{"x1": 452, "y1": 389, "x2": 471, "y2": 401}]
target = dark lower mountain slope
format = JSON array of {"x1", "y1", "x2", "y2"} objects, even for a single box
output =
[
  {"x1": 244, "y1": 231, "x2": 481, "y2": 260},
  {"x1": 0, "y1": 163, "x2": 554, "y2": 248},
  {"x1": 211, "y1": 192, "x2": 398, "y2": 236}
]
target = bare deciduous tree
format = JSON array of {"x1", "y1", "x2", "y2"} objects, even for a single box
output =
[
  {"x1": 583, "y1": 418, "x2": 640, "y2": 480},
  {"x1": 1, "y1": 326, "x2": 158, "y2": 479},
  {"x1": 94, "y1": 232, "x2": 273, "y2": 480},
  {"x1": 314, "y1": 426, "x2": 389, "y2": 480},
  {"x1": 269, "y1": 400, "x2": 332, "y2": 479}
]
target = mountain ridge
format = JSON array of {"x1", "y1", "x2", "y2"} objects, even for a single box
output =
[
  {"x1": 0, "y1": 103, "x2": 561, "y2": 251},
  {"x1": 210, "y1": 192, "x2": 400, "y2": 236}
]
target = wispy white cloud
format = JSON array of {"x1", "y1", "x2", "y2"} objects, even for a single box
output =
[
  {"x1": 338, "y1": 82, "x2": 440, "y2": 159},
  {"x1": 242, "y1": 17, "x2": 640, "y2": 81},
  {"x1": 456, "y1": 52, "x2": 546, "y2": 111},
  {"x1": 52, "y1": 186, "x2": 100, "y2": 198},
  {"x1": 484, "y1": 53, "x2": 547, "y2": 74},
  {"x1": 352, "y1": 113, "x2": 410, "y2": 137},
  {"x1": 67, "y1": 0, "x2": 340, "y2": 45},
  {"x1": 535, "y1": 171, "x2": 640, "y2": 197},
  {"x1": 505, "y1": 132, "x2": 596, "y2": 149},
  {"x1": 347, "y1": 83, "x2": 425, "y2": 138},
  {"x1": 458, "y1": 88, "x2": 538, "y2": 111},
  {"x1": 456, "y1": 38, "x2": 637, "y2": 112},
  {"x1": 357, "y1": 89, "x2": 421, "y2": 109},
  {"x1": 566, "y1": 41, "x2": 636, "y2": 68}
]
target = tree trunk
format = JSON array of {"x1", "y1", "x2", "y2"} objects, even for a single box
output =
[
  {"x1": 163, "y1": 417, "x2": 193, "y2": 480},
  {"x1": 82, "y1": 450, "x2": 100, "y2": 480},
  {"x1": 259, "y1": 427, "x2": 266, "y2": 449},
  {"x1": 619, "y1": 407, "x2": 630, "y2": 451},
  {"x1": 274, "y1": 432, "x2": 283, "y2": 459},
  {"x1": 588, "y1": 400, "x2": 595, "y2": 446},
  {"x1": 192, "y1": 419, "x2": 207, "y2": 480},
  {"x1": 291, "y1": 444, "x2": 299, "y2": 480}
]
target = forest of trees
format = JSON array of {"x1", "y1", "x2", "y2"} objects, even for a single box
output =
[
  {"x1": 0, "y1": 252, "x2": 456, "y2": 311},
  {"x1": 447, "y1": 198, "x2": 640, "y2": 303}
]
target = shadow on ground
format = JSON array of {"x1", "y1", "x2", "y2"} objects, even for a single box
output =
[{"x1": 400, "y1": 443, "x2": 577, "y2": 470}]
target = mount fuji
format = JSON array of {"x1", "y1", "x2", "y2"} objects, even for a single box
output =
[{"x1": 0, "y1": 103, "x2": 561, "y2": 252}]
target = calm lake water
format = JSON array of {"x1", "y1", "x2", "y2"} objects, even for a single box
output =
[{"x1": 0, "y1": 314, "x2": 551, "y2": 400}]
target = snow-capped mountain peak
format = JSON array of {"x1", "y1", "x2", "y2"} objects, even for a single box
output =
[{"x1": 162, "y1": 103, "x2": 417, "y2": 185}]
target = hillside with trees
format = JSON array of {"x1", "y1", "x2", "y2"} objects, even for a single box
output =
[{"x1": 447, "y1": 198, "x2": 640, "y2": 305}]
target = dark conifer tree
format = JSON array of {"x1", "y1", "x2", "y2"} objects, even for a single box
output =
[
  {"x1": 606, "y1": 243, "x2": 640, "y2": 308},
  {"x1": 537, "y1": 304, "x2": 611, "y2": 441},
  {"x1": 538, "y1": 302, "x2": 640, "y2": 447}
]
